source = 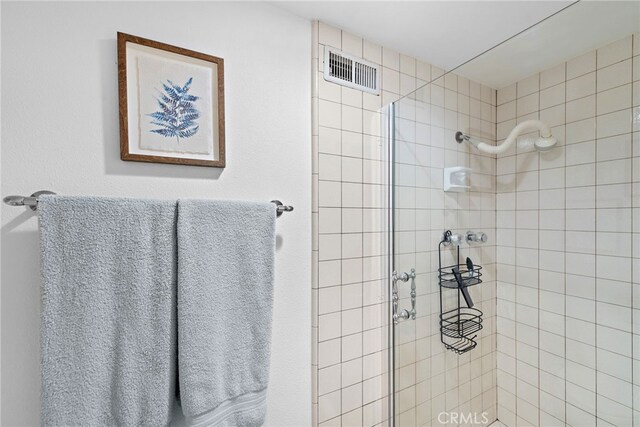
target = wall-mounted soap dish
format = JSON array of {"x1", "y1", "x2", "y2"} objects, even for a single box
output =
[{"x1": 443, "y1": 167, "x2": 471, "y2": 192}]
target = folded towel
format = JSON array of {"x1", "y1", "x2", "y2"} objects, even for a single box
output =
[
  {"x1": 39, "y1": 195, "x2": 178, "y2": 426},
  {"x1": 177, "y1": 200, "x2": 276, "y2": 426}
]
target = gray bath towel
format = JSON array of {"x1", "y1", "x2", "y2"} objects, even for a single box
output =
[
  {"x1": 177, "y1": 200, "x2": 276, "y2": 426},
  {"x1": 39, "y1": 195, "x2": 178, "y2": 426}
]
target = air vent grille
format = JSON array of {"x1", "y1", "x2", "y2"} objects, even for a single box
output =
[{"x1": 323, "y1": 47, "x2": 380, "y2": 95}]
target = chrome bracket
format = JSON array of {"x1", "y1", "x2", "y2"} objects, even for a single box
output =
[{"x1": 392, "y1": 268, "x2": 416, "y2": 324}]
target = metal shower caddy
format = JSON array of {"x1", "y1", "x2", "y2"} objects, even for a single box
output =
[{"x1": 438, "y1": 230, "x2": 483, "y2": 354}]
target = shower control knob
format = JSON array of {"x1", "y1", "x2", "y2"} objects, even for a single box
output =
[
  {"x1": 466, "y1": 231, "x2": 488, "y2": 244},
  {"x1": 447, "y1": 233, "x2": 465, "y2": 246}
]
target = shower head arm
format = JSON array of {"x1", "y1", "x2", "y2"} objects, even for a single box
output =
[
  {"x1": 454, "y1": 131, "x2": 481, "y2": 148},
  {"x1": 457, "y1": 119, "x2": 555, "y2": 155}
]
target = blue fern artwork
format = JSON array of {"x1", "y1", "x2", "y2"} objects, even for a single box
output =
[{"x1": 148, "y1": 77, "x2": 200, "y2": 143}]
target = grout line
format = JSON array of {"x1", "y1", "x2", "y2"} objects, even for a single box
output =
[
  {"x1": 631, "y1": 33, "x2": 636, "y2": 427},
  {"x1": 536, "y1": 69, "x2": 542, "y2": 427},
  {"x1": 594, "y1": 45, "x2": 599, "y2": 425}
]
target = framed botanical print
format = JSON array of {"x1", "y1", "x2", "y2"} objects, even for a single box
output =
[{"x1": 117, "y1": 32, "x2": 225, "y2": 167}]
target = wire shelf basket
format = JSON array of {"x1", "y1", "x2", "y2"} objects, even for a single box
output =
[
  {"x1": 438, "y1": 230, "x2": 484, "y2": 355},
  {"x1": 438, "y1": 264, "x2": 483, "y2": 289},
  {"x1": 440, "y1": 307, "x2": 483, "y2": 338},
  {"x1": 442, "y1": 335, "x2": 479, "y2": 354}
]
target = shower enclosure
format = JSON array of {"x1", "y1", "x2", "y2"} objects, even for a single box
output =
[{"x1": 385, "y1": 2, "x2": 640, "y2": 425}]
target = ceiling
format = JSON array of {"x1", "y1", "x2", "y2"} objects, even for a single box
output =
[
  {"x1": 272, "y1": 1, "x2": 639, "y2": 89},
  {"x1": 454, "y1": 1, "x2": 640, "y2": 88}
]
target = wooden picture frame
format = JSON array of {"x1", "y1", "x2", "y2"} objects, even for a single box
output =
[{"x1": 117, "y1": 32, "x2": 225, "y2": 168}]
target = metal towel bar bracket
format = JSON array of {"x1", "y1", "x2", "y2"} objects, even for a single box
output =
[
  {"x1": 3, "y1": 191, "x2": 294, "y2": 217},
  {"x1": 3, "y1": 190, "x2": 55, "y2": 211},
  {"x1": 270, "y1": 200, "x2": 294, "y2": 217}
]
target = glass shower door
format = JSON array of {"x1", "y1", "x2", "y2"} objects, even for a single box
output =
[
  {"x1": 389, "y1": 79, "x2": 437, "y2": 427},
  {"x1": 389, "y1": 67, "x2": 498, "y2": 426}
]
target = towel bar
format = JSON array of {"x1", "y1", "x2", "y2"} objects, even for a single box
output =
[{"x1": 3, "y1": 191, "x2": 294, "y2": 217}]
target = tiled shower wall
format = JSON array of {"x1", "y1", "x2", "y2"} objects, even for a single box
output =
[
  {"x1": 312, "y1": 21, "x2": 394, "y2": 426},
  {"x1": 495, "y1": 34, "x2": 640, "y2": 426},
  {"x1": 312, "y1": 21, "x2": 498, "y2": 426}
]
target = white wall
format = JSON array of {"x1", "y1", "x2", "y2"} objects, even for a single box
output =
[{"x1": 0, "y1": 2, "x2": 311, "y2": 425}]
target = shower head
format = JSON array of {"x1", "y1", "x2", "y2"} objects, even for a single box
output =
[
  {"x1": 534, "y1": 135, "x2": 558, "y2": 152},
  {"x1": 456, "y1": 119, "x2": 558, "y2": 154}
]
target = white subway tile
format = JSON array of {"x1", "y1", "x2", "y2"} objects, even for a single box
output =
[
  {"x1": 597, "y1": 301, "x2": 631, "y2": 332},
  {"x1": 362, "y1": 40, "x2": 382, "y2": 64},
  {"x1": 319, "y1": 73, "x2": 342, "y2": 102},
  {"x1": 566, "y1": 382, "x2": 596, "y2": 414},
  {"x1": 517, "y1": 73, "x2": 540, "y2": 98},
  {"x1": 517, "y1": 92, "x2": 539, "y2": 116},
  {"x1": 566, "y1": 95, "x2": 596, "y2": 123},
  {"x1": 540, "y1": 209, "x2": 565, "y2": 230},
  {"x1": 566, "y1": 208, "x2": 595, "y2": 231},
  {"x1": 540, "y1": 83, "x2": 566, "y2": 109},
  {"x1": 399, "y1": 54, "x2": 416, "y2": 77},
  {"x1": 597, "y1": 59, "x2": 633, "y2": 92},
  {"x1": 341, "y1": 333, "x2": 362, "y2": 361},
  {"x1": 596, "y1": 109, "x2": 632, "y2": 139},
  {"x1": 566, "y1": 403, "x2": 596, "y2": 426},
  {"x1": 319, "y1": 22, "x2": 341, "y2": 49},
  {"x1": 566, "y1": 360, "x2": 596, "y2": 391},
  {"x1": 598, "y1": 204, "x2": 632, "y2": 230},
  {"x1": 597, "y1": 394, "x2": 633, "y2": 426},
  {"x1": 319, "y1": 312, "x2": 342, "y2": 341},
  {"x1": 540, "y1": 167, "x2": 565, "y2": 189},
  {"x1": 597, "y1": 347, "x2": 632, "y2": 380},
  {"x1": 566, "y1": 230, "x2": 595, "y2": 254},
  {"x1": 319, "y1": 234, "x2": 341, "y2": 261},
  {"x1": 566, "y1": 274, "x2": 595, "y2": 300},
  {"x1": 381, "y1": 47, "x2": 400, "y2": 71},
  {"x1": 597, "y1": 35, "x2": 633, "y2": 69},
  {"x1": 603, "y1": 274, "x2": 632, "y2": 315},
  {"x1": 566, "y1": 163, "x2": 596, "y2": 187},
  {"x1": 598, "y1": 372, "x2": 632, "y2": 407},
  {"x1": 597, "y1": 84, "x2": 632, "y2": 116},
  {"x1": 318, "y1": 389, "x2": 341, "y2": 422},
  {"x1": 567, "y1": 72, "x2": 596, "y2": 101},
  {"x1": 318, "y1": 338, "x2": 341, "y2": 368},
  {"x1": 566, "y1": 338, "x2": 596, "y2": 367},
  {"x1": 566, "y1": 140, "x2": 595, "y2": 165},
  {"x1": 567, "y1": 50, "x2": 596, "y2": 80},
  {"x1": 556, "y1": 186, "x2": 597, "y2": 210},
  {"x1": 596, "y1": 255, "x2": 631, "y2": 283},
  {"x1": 596, "y1": 183, "x2": 632, "y2": 208},
  {"x1": 596, "y1": 158, "x2": 632, "y2": 185},
  {"x1": 540, "y1": 104, "x2": 566, "y2": 128},
  {"x1": 597, "y1": 325, "x2": 631, "y2": 357},
  {"x1": 319, "y1": 99, "x2": 342, "y2": 129},
  {"x1": 319, "y1": 208, "x2": 341, "y2": 234},
  {"x1": 566, "y1": 118, "x2": 596, "y2": 144},
  {"x1": 566, "y1": 295, "x2": 595, "y2": 322},
  {"x1": 596, "y1": 133, "x2": 632, "y2": 162},
  {"x1": 319, "y1": 364, "x2": 342, "y2": 395},
  {"x1": 341, "y1": 233, "x2": 362, "y2": 258},
  {"x1": 541, "y1": 63, "x2": 566, "y2": 89},
  {"x1": 342, "y1": 87, "x2": 363, "y2": 110},
  {"x1": 319, "y1": 180, "x2": 342, "y2": 207}
]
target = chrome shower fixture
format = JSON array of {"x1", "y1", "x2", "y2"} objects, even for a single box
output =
[
  {"x1": 442, "y1": 230, "x2": 488, "y2": 246},
  {"x1": 455, "y1": 119, "x2": 558, "y2": 154},
  {"x1": 442, "y1": 232, "x2": 465, "y2": 246},
  {"x1": 466, "y1": 231, "x2": 488, "y2": 244}
]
